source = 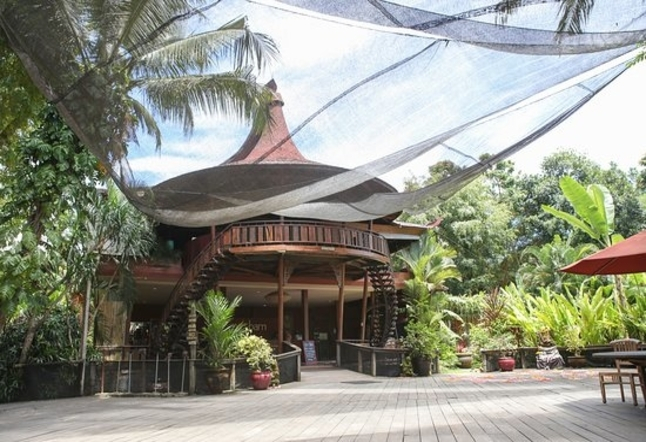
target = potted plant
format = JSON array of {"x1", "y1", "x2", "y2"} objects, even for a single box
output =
[
  {"x1": 456, "y1": 338, "x2": 473, "y2": 369},
  {"x1": 402, "y1": 320, "x2": 440, "y2": 376},
  {"x1": 488, "y1": 333, "x2": 517, "y2": 372},
  {"x1": 563, "y1": 325, "x2": 586, "y2": 368},
  {"x1": 236, "y1": 334, "x2": 277, "y2": 390},
  {"x1": 195, "y1": 290, "x2": 248, "y2": 394}
]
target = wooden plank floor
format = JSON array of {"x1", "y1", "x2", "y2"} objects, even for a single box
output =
[{"x1": 1, "y1": 367, "x2": 644, "y2": 441}]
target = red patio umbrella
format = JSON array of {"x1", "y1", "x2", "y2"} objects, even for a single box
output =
[{"x1": 561, "y1": 230, "x2": 646, "y2": 275}]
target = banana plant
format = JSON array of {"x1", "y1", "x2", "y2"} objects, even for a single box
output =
[{"x1": 542, "y1": 176, "x2": 627, "y2": 309}]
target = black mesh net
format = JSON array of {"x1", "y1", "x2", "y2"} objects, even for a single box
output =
[{"x1": 1, "y1": 0, "x2": 644, "y2": 227}]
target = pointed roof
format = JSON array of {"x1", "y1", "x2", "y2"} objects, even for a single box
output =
[
  {"x1": 152, "y1": 80, "x2": 400, "y2": 226},
  {"x1": 221, "y1": 80, "x2": 314, "y2": 165}
]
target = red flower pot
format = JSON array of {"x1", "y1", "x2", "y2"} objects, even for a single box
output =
[
  {"x1": 250, "y1": 370, "x2": 272, "y2": 390},
  {"x1": 498, "y1": 356, "x2": 516, "y2": 372}
]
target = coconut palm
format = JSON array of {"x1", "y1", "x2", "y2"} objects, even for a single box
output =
[
  {"x1": 499, "y1": 1, "x2": 594, "y2": 34},
  {"x1": 1, "y1": 1, "x2": 279, "y2": 159}
]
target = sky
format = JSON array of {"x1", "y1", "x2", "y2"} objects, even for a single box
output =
[
  {"x1": 508, "y1": 60, "x2": 646, "y2": 175},
  {"x1": 127, "y1": 1, "x2": 646, "y2": 193}
]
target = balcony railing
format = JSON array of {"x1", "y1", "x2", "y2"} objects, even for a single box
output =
[
  {"x1": 162, "y1": 221, "x2": 390, "y2": 327},
  {"x1": 185, "y1": 220, "x2": 390, "y2": 263}
]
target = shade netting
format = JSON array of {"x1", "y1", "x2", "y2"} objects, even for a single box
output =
[{"x1": 1, "y1": 0, "x2": 645, "y2": 227}]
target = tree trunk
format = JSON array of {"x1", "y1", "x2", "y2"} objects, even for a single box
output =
[
  {"x1": 614, "y1": 274, "x2": 627, "y2": 310},
  {"x1": 18, "y1": 313, "x2": 45, "y2": 365}
]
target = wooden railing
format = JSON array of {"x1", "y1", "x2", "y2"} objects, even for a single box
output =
[
  {"x1": 184, "y1": 220, "x2": 390, "y2": 264},
  {"x1": 162, "y1": 220, "x2": 390, "y2": 330}
]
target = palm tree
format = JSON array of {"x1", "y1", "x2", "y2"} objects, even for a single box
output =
[
  {"x1": 499, "y1": 0, "x2": 595, "y2": 34},
  {"x1": 86, "y1": 181, "x2": 156, "y2": 349},
  {"x1": 1, "y1": 1, "x2": 279, "y2": 159},
  {"x1": 395, "y1": 232, "x2": 461, "y2": 301},
  {"x1": 395, "y1": 232, "x2": 462, "y2": 365}
]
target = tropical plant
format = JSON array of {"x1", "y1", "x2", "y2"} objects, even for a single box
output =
[
  {"x1": 563, "y1": 324, "x2": 585, "y2": 357},
  {"x1": 1, "y1": 1, "x2": 279, "y2": 159},
  {"x1": 516, "y1": 234, "x2": 596, "y2": 294},
  {"x1": 88, "y1": 181, "x2": 155, "y2": 350},
  {"x1": 402, "y1": 316, "x2": 442, "y2": 360},
  {"x1": 542, "y1": 176, "x2": 618, "y2": 248},
  {"x1": 0, "y1": 105, "x2": 105, "y2": 364},
  {"x1": 0, "y1": 303, "x2": 87, "y2": 403},
  {"x1": 542, "y1": 176, "x2": 627, "y2": 309},
  {"x1": 402, "y1": 171, "x2": 516, "y2": 295},
  {"x1": 501, "y1": 283, "x2": 625, "y2": 349},
  {"x1": 195, "y1": 290, "x2": 248, "y2": 369},
  {"x1": 395, "y1": 232, "x2": 461, "y2": 296},
  {"x1": 0, "y1": 40, "x2": 44, "y2": 145},
  {"x1": 468, "y1": 324, "x2": 516, "y2": 364},
  {"x1": 236, "y1": 334, "x2": 275, "y2": 372}
]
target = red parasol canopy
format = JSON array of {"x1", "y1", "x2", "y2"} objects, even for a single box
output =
[{"x1": 560, "y1": 230, "x2": 646, "y2": 275}]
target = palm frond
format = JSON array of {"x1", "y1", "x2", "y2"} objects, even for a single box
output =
[
  {"x1": 140, "y1": 70, "x2": 273, "y2": 134},
  {"x1": 130, "y1": 98, "x2": 162, "y2": 150},
  {"x1": 134, "y1": 17, "x2": 278, "y2": 77},
  {"x1": 557, "y1": 0, "x2": 594, "y2": 34}
]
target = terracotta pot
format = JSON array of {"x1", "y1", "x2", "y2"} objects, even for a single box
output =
[
  {"x1": 250, "y1": 370, "x2": 272, "y2": 390},
  {"x1": 498, "y1": 356, "x2": 516, "y2": 372},
  {"x1": 457, "y1": 353, "x2": 473, "y2": 369}
]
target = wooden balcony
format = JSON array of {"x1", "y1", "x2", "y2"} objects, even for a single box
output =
[{"x1": 185, "y1": 220, "x2": 390, "y2": 264}]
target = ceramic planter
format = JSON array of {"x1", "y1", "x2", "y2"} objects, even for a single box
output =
[
  {"x1": 250, "y1": 370, "x2": 272, "y2": 390},
  {"x1": 457, "y1": 353, "x2": 473, "y2": 369},
  {"x1": 498, "y1": 356, "x2": 516, "y2": 372}
]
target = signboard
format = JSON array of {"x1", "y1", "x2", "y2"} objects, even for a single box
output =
[{"x1": 301, "y1": 340, "x2": 318, "y2": 365}]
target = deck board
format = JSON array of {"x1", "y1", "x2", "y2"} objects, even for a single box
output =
[{"x1": 2, "y1": 368, "x2": 646, "y2": 442}]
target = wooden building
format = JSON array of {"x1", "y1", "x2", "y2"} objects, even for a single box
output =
[{"x1": 99, "y1": 81, "x2": 427, "y2": 361}]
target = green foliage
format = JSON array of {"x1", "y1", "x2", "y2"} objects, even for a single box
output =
[
  {"x1": 2, "y1": 3, "x2": 279, "y2": 158},
  {"x1": 402, "y1": 169, "x2": 517, "y2": 294},
  {"x1": 467, "y1": 324, "x2": 516, "y2": 365},
  {"x1": 0, "y1": 303, "x2": 87, "y2": 402},
  {"x1": 400, "y1": 354, "x2": 414, "y2": 376},
  {"x1": 501, "y1": 284, "x2": 625, "y2": 348},
  {"x1": 395, "y1": 232, "x2": 461, "y2": 294},
  {"x1": 236, "y1": 334, "x2": 276, "y2": 372},
  {"x1": 512, "y1": 151, "x2": 645, "y2": 249},
  {"x1": 0, "y1": 40, "x2": 45, "y2": 145},
  {"x1": 195, "y1": 290, "x2": 249, "y2": 369},
  {"x1": 542, "y1": 176, "x2": 616, "y2": 247},
  {"x1": 402, "y1": 319, "x2": 441, "y2": 359},
  {"x1": 516, "y1": 235, "x2": 596, "y2": 294},
  {"x1": 562, "y1": 325, "x2": 584, "y2": 356},
  {"x1": 622, "y1": 273, "x2": 646, "y2": 340}
]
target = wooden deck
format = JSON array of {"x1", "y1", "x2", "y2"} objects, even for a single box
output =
[{"x1": 1, "y1": 367, "x2": 645, "y2": 441}]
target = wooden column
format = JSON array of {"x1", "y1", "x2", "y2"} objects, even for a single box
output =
[
  {"x1": 302, "y1": 289, "x2": 310, "y2": 341},
  {"x1": 360, "y1": 270, "x2": 369, "y2": 343},
  {"x1": 336, "y1": 263, "x2": 346, "y2": 342},
  {"x1": 277, "y1": 254, "x2": 285, "y2": 347}
]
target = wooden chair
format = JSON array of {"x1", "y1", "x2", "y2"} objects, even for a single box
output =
[{"x1": 598, "y1": 338, "x2": 641, "y2": 406}]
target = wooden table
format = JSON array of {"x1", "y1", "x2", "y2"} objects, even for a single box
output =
[{"x1": 592, "y1": 350, "x2": 646, "y2": 404}]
